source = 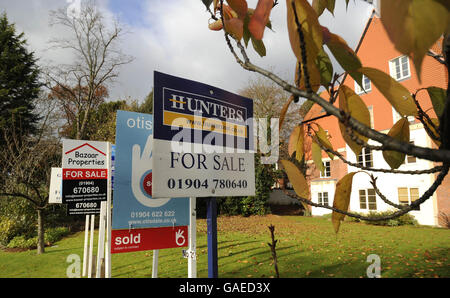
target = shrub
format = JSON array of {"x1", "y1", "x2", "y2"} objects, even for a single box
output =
[
  {"x1": 6, "y1": 227, "x2": 70, "y2": 250},
  {"x1": 241, "y1": 196, "x2": 270, "y2": 217},
  {"x1": 351, "y1": 211, "x2": 419, "y2": 226},
  {"x1": 0, "y1": 216, "x2": 18, "y2": 246}
]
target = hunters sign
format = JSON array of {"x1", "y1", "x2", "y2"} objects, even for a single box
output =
[{"x1": 152, "y1": 71, "x2": 255, "y2": 198}]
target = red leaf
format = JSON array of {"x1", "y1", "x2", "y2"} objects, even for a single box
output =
[{"x1": 248, "y1": 0, "x2": 274, "y2": 40}]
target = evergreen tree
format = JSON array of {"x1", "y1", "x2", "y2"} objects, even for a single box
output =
[
  {"x1": 0, "y1": 13, "x2": 41, "y2": 147},
  {"x1": 139, "y1": 89, "x2": 154, "y2": 114}
]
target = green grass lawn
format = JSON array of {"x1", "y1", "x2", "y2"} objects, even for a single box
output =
[{"x1": 0, "y1": 215, "x2": 449, "y2": 278}]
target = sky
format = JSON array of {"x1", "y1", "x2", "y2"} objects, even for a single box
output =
[{"x1": 0, "y1": 0, "x2": 375, "y2": 103}]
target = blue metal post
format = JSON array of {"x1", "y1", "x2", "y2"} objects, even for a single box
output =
[{"x1": 206, "y1": 197, "x2": 218, "y2": 278}]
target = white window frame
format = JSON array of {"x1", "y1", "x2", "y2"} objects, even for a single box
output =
[
  {"x1": 355, "y1": 74, "x2": 372, "y2": 95},
  {"x1": 318, "y1": 192, "x2": 329, "y2": 206},
  {"x1": 389, "y1": 55, "x2": 411, "y2": 81},
  {"x1": 398, "y1": 187, "x2": 420, "y2": 211},
  {"x1": 320, "y1": 161, "x2": 331, "y2": 178},
  {"x1": 357, "y1": 147, "x2": 373, "y2": 168},
  {"x1": 359, "y1": 189, "x2": 377, "y2": 211}
]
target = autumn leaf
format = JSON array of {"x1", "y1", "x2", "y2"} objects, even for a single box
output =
[
  {"x1": 360, "y1": 67, "x2": 418, "y2": 117},
  {"x1": 288, "y1": 125, "x2": 304, "y2": 161},
  {"x1": 209, "y1": 19, "x2": 223, "y2": 31},
  {"x1": 226, "y1": 0, "x2": 248, "y2": 20},
  {"x1": 324, "y1": 30, "x2": 363, "y2": 87},
  {"x1": 380, "y1": 0, "x2": 450, "y2": 80},
  {"x1": 338, "y1": 85, "x2": 371, "y2": 156},
  {"x1": 279, "y1": 95, "x2": 295, "y2": 131},
  {"x1": 427, "y1": 86, "x2": 446, "y2": 118},
  {"x1": 224, "y1": 18, "x2": 244, "y2": 41},
  {"x1": 382, "y1": 117, "x2": 410, "y2": 169},
  {"x1": 312, "y1": 0, "x2": 335, "y2": 17},
  {"x1": 332, "y1": 172, "x2": 357, "y2": 233},
  {"x1": 315, "y1": 123, "x2": 334, "y2": 159},
  {"x1": 312, "y1": 140, "x2": 325, "y2": 176},
  {"x1": 316, "y1": 48, "x2": 334, "y2": 88},
  {"x1": 426, "y1": 118, "x2": 441, "y2": 147},
  {"x1": 281, "y1": 160, "x2": 310, "y2": 199},
  {"x1": 287, "y1": 0, "x2": 323, "y2": 63},
  {"x1": 295, "y1": 55, "x2": 322, "y2": 92},
  {"x1": 248, "y1": 0, "x2": 274, "y2": 40},
  {"x1": 251, "y1": 36, "x2": 266, "y2": 57}
]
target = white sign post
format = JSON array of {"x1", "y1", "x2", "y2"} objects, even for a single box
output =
[{"x1": 188, "y1": 197, "x2": 196, "y2": 278}]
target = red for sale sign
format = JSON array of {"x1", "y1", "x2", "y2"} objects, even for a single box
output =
[{"x1": 111, "y1": 226, "x2": 188, "y2": 254}]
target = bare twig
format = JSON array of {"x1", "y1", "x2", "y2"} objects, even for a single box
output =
[
  {"x1": 280, "y1": 163, "x2": 448, "y2": 221},
  {"x1": 226, "y1": 37, "x2": 450, "y2": 163},
  {"x1": 267, "y1": 225, "x2": 280, "y2": 278},
  {"x1": 314, "y1": 139, "x2": 444, "y2": 175}
]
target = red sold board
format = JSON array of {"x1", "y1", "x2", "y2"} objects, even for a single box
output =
[{"x1": 111, "y1": 226, "x2": 188, "y2": 254}]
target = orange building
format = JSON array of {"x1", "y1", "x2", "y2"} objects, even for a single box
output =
[{"x1": 304, "y1": 11, "x2": 448, "y2": 226}]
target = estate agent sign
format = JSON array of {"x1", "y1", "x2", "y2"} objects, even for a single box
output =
[
  {"x1": 152, "y1": 71, "x2": 255, "y2": 198},
  {"x1": 111, "y1": 111, "x2": 189, "y2": 254},
  {"x1": 62, "y1": 139, "x2": 109, "y2": 215}
]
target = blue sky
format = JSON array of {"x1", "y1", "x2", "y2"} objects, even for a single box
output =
[{"x1": 108, "y1": 0, "x2": 148, "y2": 27}]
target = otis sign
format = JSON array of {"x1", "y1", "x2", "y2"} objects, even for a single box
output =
[
  {"x1": 152, "y1": 71, "x2": 255, "y2": 198},
  {"x1": 111, "y1": 111, "x2": 189, "y2": 254},
  {"x1": 62, "y1": 140, "x2": 109, "y2": 215}
]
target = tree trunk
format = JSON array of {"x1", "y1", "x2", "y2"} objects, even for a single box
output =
[{"x1": 36, "y1": 209, "x2": 45, "y2": 254}]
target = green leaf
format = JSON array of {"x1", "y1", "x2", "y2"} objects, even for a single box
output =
[
  {"x1": 427, "y1": 86, "x2": 446, "y2": 118},
  {"x1": 382, "y1": 118, "x2": 410, "y2": 169},
  {"x1": 251, "y1": 36, "x2": 266, "y2": 57},
  {"x1": 243, "y1": 12, "x2": 251, "y2": 47},
  {"x1": 380, "y1": 0, "x2": 450, "y2": 81},
  {"x1": 316, "y1": 48, "x2": 333, "y2": 88},
  {"x1": 281, "y1": 160, "x2": 310, "y2": 199},
  {"x1": 332, "y1": 172, "x2": 357, "y2": 234},
  {"x1": 338, "y1": 85, "x2": 371, "y2": 156},
  {"x1": 360, "y1": 67, "x2": 418, "y2": 117},
  {"x1": 312, "y1": 140, "x2": 325, "y2": 176},
  {"x1": 325, "y1": 32, "x2": 363, "y2": 87}
]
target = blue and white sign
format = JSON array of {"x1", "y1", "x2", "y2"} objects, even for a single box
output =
[{"x1": 112, "y1": 110, "x2": 189, "y2": 230}]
